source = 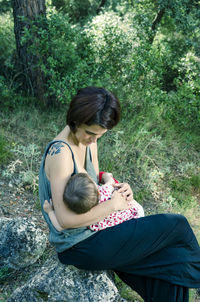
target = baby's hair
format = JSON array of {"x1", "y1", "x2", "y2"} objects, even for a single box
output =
[{"x1": 63, "y1": 173, "x2": 99, "y2": 214}]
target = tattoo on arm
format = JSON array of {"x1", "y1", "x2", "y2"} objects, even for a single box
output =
[{"x1": 48, "y1": 142, "x2": 65, "y2": 156}]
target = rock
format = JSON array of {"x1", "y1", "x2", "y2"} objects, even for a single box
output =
[
  {"x1": 0, "y1": 217, "x2": 47, "y2": 269},
  {"x1": 8, "y1": 257, "x2": 126, "y2": 302},
  {"x1": 0, "y1": 206, "x2": 5, "y2": 216}
]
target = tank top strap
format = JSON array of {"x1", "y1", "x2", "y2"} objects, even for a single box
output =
[{"x1": 43, "y1": 140, "x2": 78, "y2": 175}]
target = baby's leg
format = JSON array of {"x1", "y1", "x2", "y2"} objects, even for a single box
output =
[
  {"x1": 43, "y1": 199, "x2": 63, "y2": 231},
  {"x1": 43, "y1": 200, "x2": 53, "y2": 214}
]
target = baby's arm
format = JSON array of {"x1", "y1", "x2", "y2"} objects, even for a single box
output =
[
  {"x1": 43, "y1": 200, "x2": 63, "y2": 231},
  {"x1": 98, "y1": 173, "x2": 116, "y2": 203},
  {"x1": 101, "y1": 172, "x2": 115, "y2": 186}
]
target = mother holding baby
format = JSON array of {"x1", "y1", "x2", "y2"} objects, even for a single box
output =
[{"x1": 39, "y1": 86, "x2": 200, "y2": 302}]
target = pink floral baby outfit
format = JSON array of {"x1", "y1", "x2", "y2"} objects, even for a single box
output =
[{"x1": 89, "y1": 184, "x2": 144, "y2": 231}]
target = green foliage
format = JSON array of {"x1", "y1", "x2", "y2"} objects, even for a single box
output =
[
  {"x1": 0, "y1": 13, "x2": 15, "y2": 76},
  {"x1": 2, "y1": 144, "x2": 40, "y2": 193},
  {"x1": 1, "y1": 0, "x2": 198, "y2": 114},
  {"x1": 0, "y1": 0, "x2": 11, "y2": 14},
  {"x1": 51, "y1": 0, "x2": 99, "y2": 21},
  {"x1": 0, "y1": 133, "x2": 11, "y2": 165},
  {"x1": 84, "y1": 11, "x2": 137, "y2": 88},
  {"x1": 0, "y1": 14, "x2": 29, "y2": 107},
  {"x1": 163, "y1": 86, "x2": 200, "y2": 132},
  {"x1": 20, "y1": 12, "x2": 94, "y2": 102},
  {"x1": 0, "y1": 80, "x2": 39, "y2": 110},
  {"x1": 0, "y1": 76, "x2": 12, "y2": 107}
]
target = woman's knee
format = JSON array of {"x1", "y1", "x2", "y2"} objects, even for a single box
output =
[
  {"x1": 167, "y1": 214, "x2": 194, "y2": 242},
  {"x1": 160, "y1": 213, "x2": 188, "y2": 226}
]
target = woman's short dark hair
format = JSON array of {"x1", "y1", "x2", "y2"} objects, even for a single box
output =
[
  {"x1": 67, "y1": 87, "x2": 121, "y2": 132},
  {"x1": 63, "y1": 173, "x2": 99, "y2": 214}
]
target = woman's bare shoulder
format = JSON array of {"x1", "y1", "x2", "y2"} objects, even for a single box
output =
[{"x1": 45, "y1": 141, "x2": 74, "y2": 180}]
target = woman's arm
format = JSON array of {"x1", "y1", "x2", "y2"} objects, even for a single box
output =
[
  {"x1": 48, "y1": 143, "x2": 131, "y2": 229},
  {"x1": 47, "y1": 191, "x2": 130, "y2": 229}
]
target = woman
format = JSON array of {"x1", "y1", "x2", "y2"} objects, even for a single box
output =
[{"x1": 39, "y1": 86, "x2": 200, "y2": 302}]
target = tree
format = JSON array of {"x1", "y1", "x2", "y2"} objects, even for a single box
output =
[{"x1": 12, "y1": 0, "x2": 49, "y2": 105}]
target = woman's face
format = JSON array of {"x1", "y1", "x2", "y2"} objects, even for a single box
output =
[{"x1": 74, "y1": 124, "x2": 107, "y2": 146}]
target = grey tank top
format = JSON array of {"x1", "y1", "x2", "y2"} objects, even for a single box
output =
[{"x1": 39, "y1": 140, "x2": 98, "y2": 252}]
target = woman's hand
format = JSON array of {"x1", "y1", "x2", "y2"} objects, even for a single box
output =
[
  {"x1": 113, "y1": 182, "x2": 133, "y2": 202},
  {"x1": 109, "y1": 190, "x2": 132, "y2": 211}
]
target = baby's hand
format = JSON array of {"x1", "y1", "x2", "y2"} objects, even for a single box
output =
[
  {"x1": 43, "y1": 200, "x2": 53, "y2": 214},
  {"x1": 102, "y1": 172, "x2": 115, "y2": 185}
]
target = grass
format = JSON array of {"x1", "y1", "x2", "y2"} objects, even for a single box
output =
[
  {"x1": 0, "y1": 100, "x2": 200, "y2": 301},
  {"x1": 0, "y1": 132, "x2": 12, "y2": 165}
]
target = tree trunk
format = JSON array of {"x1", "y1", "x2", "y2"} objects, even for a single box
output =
[
  {"x1": 12, "y1": 0, "x2": 48, "y2": 105},
  {"x1": 152, "y1": 8, "x2": 165, "y2": 31}
]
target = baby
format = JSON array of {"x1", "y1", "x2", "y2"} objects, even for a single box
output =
[{"x1": 44, "y1": 172, "x2": 144, "y2": 231}]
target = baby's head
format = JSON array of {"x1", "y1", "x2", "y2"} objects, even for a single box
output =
[{"x1": 63, "y1": 173, "x2": 99, "y2": 214}]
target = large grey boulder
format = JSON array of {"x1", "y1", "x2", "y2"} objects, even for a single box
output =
[
  {"x1": 0, "y1": 217, "x2": 47, "y2": 269},
  {"x1": 8, "y1": 257, "x2": 126, "y2": 302}
]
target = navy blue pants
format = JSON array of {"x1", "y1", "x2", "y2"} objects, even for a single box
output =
[{"x1": 58, "y1": 214, "x2": 200, "y2": 301}]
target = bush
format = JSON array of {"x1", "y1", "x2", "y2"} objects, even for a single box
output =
[
  {"x1": 22, "y1": 10, "x2": 141, "y2": 103},
  {"x1": 0, "y1": 133, "x2": 11, "y2": 165},
  {"x1": 84, "y1": 11, "x2": 138, "y2": 89},
  {"x1": 51, "y1": 0, "x2": 99, "y2": 21},
  {"x1": 0, "y1": 13, "x2": 15, "y2": 77},
  {"x1": 163, "y1": 85, "x2": 200, "y2": 132},
  {"x1": 2, "y1": 143, "x2": 40, "y2": 192},
  {"x1": 21, "y1": 11, "x2": 99, "y2": 103}
]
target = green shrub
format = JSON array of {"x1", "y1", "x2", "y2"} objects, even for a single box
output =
[
  {"x1": 0, "y1": 13, "x2": 15, "y2": 75},
  {"x1": 84, "y1": 11, "x2": 138, "y2": 89},
  {"x1": 23, "y1": 10, "x2": 141, "y2": 103},
  {"x1": 2, "y1": 143, "x2": 40, "y2": 192},
  {"x1": 163, "y1": 86, "x2": 200, "y2": 132},
  {"x1": 21, "y1": 12, "x2": 99, "y2": 103},
  {"x1": 0, "y1": 133, "x2": 11, "y2": 165},
  {"x1": 0, "y1": 76, "x2": 11, "y2": 106},
  {"x1": 51, "y1": 0, "x2": 99, "y2": 21}
]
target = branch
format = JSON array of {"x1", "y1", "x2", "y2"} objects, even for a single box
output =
[{"x1": 152, "y1": 8, "x2": 165, "y2": 31}]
